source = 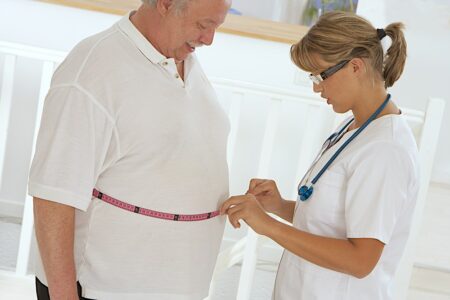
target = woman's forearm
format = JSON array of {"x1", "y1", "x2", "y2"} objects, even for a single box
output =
[
  {"x1": 273, "y1": 199, "x2": 296, "y2": 223},
  {"x1": 267, "y1": 220, "x2": 384, "y2": 278}
]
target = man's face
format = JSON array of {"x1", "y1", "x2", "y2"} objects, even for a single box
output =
[{"x1": 161, "y1": 0, "x2": 230, "y2": 61}]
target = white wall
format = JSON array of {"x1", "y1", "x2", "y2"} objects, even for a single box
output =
[
  {"x1": 357, "y1": 0, "x2": 450, "y2": 184},
  {"x1": 231, "y1": 0, "x2": 308, "y2": 24},
  {"x1": 0, "y1": 0, "x2": 119, "y2": 52}
]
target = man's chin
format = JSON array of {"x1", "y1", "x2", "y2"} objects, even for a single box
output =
[{"x1": 175, "y1": 52, "x2": 190, "y2": 62}]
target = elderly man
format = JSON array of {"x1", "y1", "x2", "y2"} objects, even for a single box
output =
[{"x1": 29, "y1": 0, "x2": 231, "y2": 299}]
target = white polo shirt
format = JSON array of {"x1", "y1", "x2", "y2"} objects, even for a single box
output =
[
  {"x1": 273, "y1": 114, "x2": 420, "y2": 300},
  {"x1": 28, "y1": 13, "x2": 229, "y2": 300}
]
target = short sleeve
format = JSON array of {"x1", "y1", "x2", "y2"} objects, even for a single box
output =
[
  {"x1": 28, "y1": 85, "x2": 117, "y2": 211},
  {"x1": 345, "y1": 141, "x2": 413, "y2": 244}
]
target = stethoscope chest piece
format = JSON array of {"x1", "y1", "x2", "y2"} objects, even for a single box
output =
[{"x1": 298, "y1": 185, "x2": 314, "y2": 201}]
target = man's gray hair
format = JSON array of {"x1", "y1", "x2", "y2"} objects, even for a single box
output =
[{"x1": 141, "y1": 0, "x2": 191, "y2": 12}]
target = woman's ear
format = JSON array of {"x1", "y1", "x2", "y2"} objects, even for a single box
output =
[{"x1": 350, "y1": 58, "x2": 366, "y2": 76}]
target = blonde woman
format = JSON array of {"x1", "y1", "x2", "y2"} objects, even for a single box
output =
[{"x1": 221, "y1": 11, "x2": 419, "y2": 299}]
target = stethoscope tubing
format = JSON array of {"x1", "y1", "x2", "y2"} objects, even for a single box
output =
[
  {"x1": 298, "y1": 94, "x2": 392, "y2": 200},
  {"x1": 312, "y1": 94, "x2": 391, "y2": 185}
]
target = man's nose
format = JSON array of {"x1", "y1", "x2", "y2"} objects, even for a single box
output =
[{"x1": 200, "y1": 29, "x2": 216, "y2": 46}]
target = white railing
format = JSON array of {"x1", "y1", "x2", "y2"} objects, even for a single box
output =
[
  {"x1": 210, "y1": 78, "x2": 335, "y2": 299},
  {"x1": 0, "y1": 41, "x2": 65, "y2": 276},
  {"x1": 393, "y1": 97, "x2": 445, "y2": 300},
  {"x1": 0, "y1": 41, "x2": 445, "y2": 300}
]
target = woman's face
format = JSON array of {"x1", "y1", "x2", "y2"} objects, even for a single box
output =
[{"x1": 310, "y1": 54, "x2": 359, "y2": 114}]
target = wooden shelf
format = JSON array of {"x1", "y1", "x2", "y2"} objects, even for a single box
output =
[
  {"x1": 219, "y1": 14, "x2": 307, "y2": 44},
  {"x1": 38, "y1": 0, "x2": 308, "y2": 44}
]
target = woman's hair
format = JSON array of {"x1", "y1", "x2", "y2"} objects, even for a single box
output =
[{"x1": 290, "y1": 11, "x2": 407, "y2": 88}]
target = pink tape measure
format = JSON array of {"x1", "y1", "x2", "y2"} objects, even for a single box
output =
[{"x1": 92, "y1": 189, "x2": 220, "y2": 221}]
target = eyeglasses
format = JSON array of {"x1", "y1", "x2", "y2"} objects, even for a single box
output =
[{"x1": 309, "y1": 60, "x2": 350, "y2": 84}]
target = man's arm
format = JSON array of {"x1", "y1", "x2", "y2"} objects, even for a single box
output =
[{"x1": 33, "y1": 197, "x2": 79, "y2": 300}]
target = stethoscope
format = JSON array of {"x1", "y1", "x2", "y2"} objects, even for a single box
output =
[{"x1": 298, "y1": 93, "x2": 391, "y2": 201}]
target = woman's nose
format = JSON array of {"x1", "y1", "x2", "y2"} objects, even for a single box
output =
[{"x1": 312, "y1": 82, "x2": 322, "y2": 93}]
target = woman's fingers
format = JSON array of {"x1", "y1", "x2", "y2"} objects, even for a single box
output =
[
  {"x1": 220, "y1": 195, "x2": 246, "y2": 215},
  {"x1": 220, "y1": 195, "x2": 255, "y2": 229},
  {"x1": 227, "y1": 205, "x2": 245, "y2": 228},
  {"x1": 249, "y1": 179, "x2": 276, "y2": 196},
  {"x1": 248, "y1": 178, "x2": 267, "y2": 192}
]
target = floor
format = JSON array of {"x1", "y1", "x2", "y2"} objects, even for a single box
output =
[
  {"x1": 1, "y1": 265, "x2": 450, "y2": 300},
  {"x1": 1, "y1": 183, "x2": 449, "y2": 299}
]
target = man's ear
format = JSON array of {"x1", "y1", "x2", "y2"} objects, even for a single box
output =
[{"x1": 156, "y1": 0, "x2": 175, "y2": 16}]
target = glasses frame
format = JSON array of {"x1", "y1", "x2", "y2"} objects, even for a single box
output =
[{"x1": 309, "y1": 60, "x2": 350, "y2": 84}]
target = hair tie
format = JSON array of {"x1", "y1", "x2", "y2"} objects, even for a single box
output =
[{"x1": 377, "y1": 28, "x2": 387, "y2": 40}]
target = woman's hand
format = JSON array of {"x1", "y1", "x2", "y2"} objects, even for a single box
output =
[
  {"x1": 220, "y1": 194, "x2": 275, "y2": 236},
  {"x1": 247, "y1": 179, "x2": 284, "y2": 215}
]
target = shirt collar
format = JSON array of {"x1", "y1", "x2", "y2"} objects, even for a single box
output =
[{"x1": 117, "y1": 11, "x2": 167, "y2": 65}]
